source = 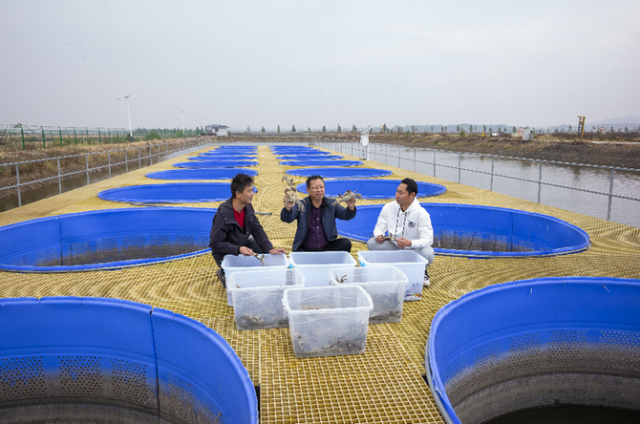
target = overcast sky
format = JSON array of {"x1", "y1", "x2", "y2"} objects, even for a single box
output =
[{"x1": 1, "y1": 0, "x2": 639, "y2": 131}]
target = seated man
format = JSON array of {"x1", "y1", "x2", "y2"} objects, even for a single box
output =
[
  {"x1": 281, "y1": 175, "x2": 357, "y2": 252},
  {"x1": 367, "y1": 178, "x2": 435, "y2": 286},
  {"x1": 209, "y1": 173, "x2": 285, "y2": 286}
]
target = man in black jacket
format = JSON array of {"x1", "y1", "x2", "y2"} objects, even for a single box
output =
[
  {"x1": 209, "y1": 174, "x2": 285, "y2": 286},
  {"x1": 281, "y1": 175, "x2": 356, "y2": 252}
]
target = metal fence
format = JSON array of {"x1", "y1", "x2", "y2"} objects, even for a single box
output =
[
  {"x1": 1, "y1": 138, "x2": 212, "y2": 208},
  {"x1": 0, "y1": 124, "x2": 198, "y2": 149},
  {"x1": 313, "y1": 138, "x2": 640, "y2": 225}
]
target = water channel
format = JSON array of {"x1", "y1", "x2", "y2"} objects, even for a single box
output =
[{"x1": 351, "y1": 142, "x2": 639, "y2": 228}]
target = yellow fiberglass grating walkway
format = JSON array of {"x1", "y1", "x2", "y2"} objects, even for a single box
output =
[{"x1": 1, "y1": 143, "x2": 640, "y2": 423}]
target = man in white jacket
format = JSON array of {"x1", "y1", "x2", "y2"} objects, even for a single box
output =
[{"x1": 367, "y1": 178, "x2": 435, "y2": 286}]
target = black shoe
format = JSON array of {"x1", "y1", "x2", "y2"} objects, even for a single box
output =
[
  {"x1": 423, "y1": 269, "x2": 431, "y2": 287},
  {"x1": 217, "y1": 268, "x2": 226, "y2": 288}
]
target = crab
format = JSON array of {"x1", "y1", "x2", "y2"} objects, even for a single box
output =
[
  {"x1": 253, "y1": 252, "x2": 268, "y2": 266},
  {"x1": 334, "y1": 190, "x2": 363, "y2": 205},
  {"x1": 237, "y1": 314, "x2": 264, "y2": 327},
  {"x1": 333, "y1": 273, "x2": 348, "y2": 284},
  {"x1": 382, "y1": 233, "x2": 396, "y2": 243},
  {"x1": 282, "y1": 176, "x2": 305, "y2": 212}
]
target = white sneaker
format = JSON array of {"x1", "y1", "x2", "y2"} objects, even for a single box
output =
[{"x1": 423, "y1": 270, "x2": 431, "y2": 287}]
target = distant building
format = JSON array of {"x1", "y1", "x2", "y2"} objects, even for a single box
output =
[
  {"x1": 518, "y1": 126, "x2": 533, "y2": 140},
  {"x1": 204, "y1": 124, "x2": 229, "y2": 136}
]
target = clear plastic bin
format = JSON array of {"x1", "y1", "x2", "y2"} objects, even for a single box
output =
[
  {"x1": 357, "y1": 250, "x2": 427, "y2": 301},
  {"x1": 228, "y1": 268, "x2": 305, "y2": 330},
  {"x1": 221, "y1": 253, "x2": 289, "y2": 305},
  {"x1": 329, "y1": 266, "x2": 408, "y2": 323},
  {"x1": 288, "y1": 251, "x2": 357, "y2": 287},
  {"x1": 282, "y1": 285, "x2": 373, "y2": 358}
]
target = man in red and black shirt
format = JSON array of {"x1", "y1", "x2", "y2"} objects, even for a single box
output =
[{"x1": 209, "y1": 174, "x2": 285, "y2": 286}]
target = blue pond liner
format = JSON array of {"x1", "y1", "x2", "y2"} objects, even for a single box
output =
[
  {"x1": 286, "y1": 167, "x2": 393, "y2": 178},
  {"x1": 190, "y1": 155, "x2": 257, "y2": 160},
  {"x1": 146, "y1": 168, "x2": 258, "y2": 180},
  {"x1": 98, "y1": 183, "x2": 252, "y2": 204},
  {"x1": 278, "y1": 153, "x2": 344, "y2": 158},
  {"x1": 0, "y1": 296, "x2": 257, "y2": 423},
  {"x1": 426, "y1": 277, "x2": 640, "y2": 424},
  {"x1": 280, "y1": 159, "x2": 363, "y2": 167},
  {"x1": 336, "y1": 203, "x2": 590, "y2": 257},
  {"x1": 199, "y1": 151, "x2": 256, "y2": 155},
  {"x1": 274, "y1": 152, "x2": 324, "y2": 155},
  {"x1": 0, "y1": 207, "x2": 215, "y2": 272},
  {"x1": 275, "y1": 151, "x2": 332, "y2": 155},
  {"x1": 205, "y1": 150, "x2": 257, "y2": 155},
  {"x1": 296, "y1": 179, "x2": 446, "y2": 198},
  {"x1": 173, "y1": 160, "x2": 258, "y2": 168},
  {"x1": 274, "y1": 151, "x2": 329, "y2": 155},
  {"x1": 213, "y1": 148, "x2": 257, "y2": 152}
]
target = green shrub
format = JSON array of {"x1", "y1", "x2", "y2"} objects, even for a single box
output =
[{"x1": 146, "y1": 130, "x2": 161, "y2": 140}]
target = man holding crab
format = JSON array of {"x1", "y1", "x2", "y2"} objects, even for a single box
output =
[
  {"x1": 210, "y1": 173, "x2": 286, "y2": 287},
  {"x1": 281, "y1": 175, "x2": 357, "y2": 252},
  {"x1": 367, "y1": 178, "x2": 435, "y2": 287}
]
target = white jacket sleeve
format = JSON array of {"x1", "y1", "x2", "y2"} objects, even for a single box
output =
[
  {"x1": 410, "y1": 209, "x2": 434, "y2": 249},
  {"x1": 373, "y1": 203, "x2": 390, "y2": 237}
]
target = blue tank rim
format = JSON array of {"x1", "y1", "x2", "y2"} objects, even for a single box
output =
[
  {"x1": 98, "y1": 183, "x2": 255, "y2": 204},
  {"x1": 145, "y1": 168, "x2": 258, "y2": 180},
  {"x1": 425, "y1": 276, "x2": 640, "y2": 424},
  {"x1": 0, "y1": 207, "x2": 215, "y2": 273},
  {"x1": 172, "y1": 161, "x2": 258, "y2": 168},
  {"x1": 337, "y1": 203, "x2": 590, "y2": 258},
  {"x1": 295, "y1": 179, "x2": 447, "y2": 198},
  {"x1": 285, "y1": 167, "x2": 393, "y2": 178},
  {"x1": 0, "y1": 296, "x2": 258, "y2": 423},
  {"x1": 280, "y1": 160, "x2": 364, "y2": 167}
]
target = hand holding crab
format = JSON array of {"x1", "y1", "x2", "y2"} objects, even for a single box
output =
[
  {"x1": 334, "y1": 190, "x2": 362, "y2": 210},
  {"x1": 282, "y1": 176, "x2": 305, "y2": 212},
  {"x1": 375, "y1": 233, "x2": 396, "y2": 245}
]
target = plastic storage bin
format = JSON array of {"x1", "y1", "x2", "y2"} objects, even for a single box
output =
[
  {"x1": 221, "y1": 253, "x2": 289, "y2": 305},
  {"x1": 282, "y1": 285, "x2": 373, "y2": 358},
  {"x1": 329, "y1": 266, "x2": 408, "y2": 323},
  {"x1": 357, "y1": 250, "x2": 428, "y2": 301},
  {"x1": 228, "y1": 268, "x2": 305, "y2": 330},
  {"x1": 288, "y1": 251, "x2": 357, "y2": 287}
]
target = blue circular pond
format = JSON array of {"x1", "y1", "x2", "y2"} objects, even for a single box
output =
[
  {"x1": 212, "y1": 147, "x2": 257, "y2": 152},
  {"x1": 280, "y1": 159, "x2": 363, "y2": 167},
  {"x1": 296, "y1": 179, "x2": 447, "y2": 198},
  {"x1": 274, "y1": 151, "x2": 331, "y2": 156},
  {"x1": 286, "y1": 167, "x2": 393, "y2": 178},
  {"x1": 98, "y1": 183, "x2": 251, "y2": 204},
  {"x1": 0, "y1": 296, "x2": 257, "y2": 423},
  {"x1": 173, "y1": 160, "x2": 258, "y2": 168},
  {"x1": 190, "y1": 154, "x2": 257, "y2": 160},
  {"x1": 277, "y1": 155, "x2": 344, "y2": 160},
  {"x1": 427, "y1": 277, "x2": 640, "y2": 424},
  {"x1": 146, "y1": 168, "x2": 258, "y2": 180},
  {"x1": 337, "y1": 203, "x2": 590, "y2": 257},
  {"x1": 0, "y1": 208, "x2": 215, "y2": 272}
]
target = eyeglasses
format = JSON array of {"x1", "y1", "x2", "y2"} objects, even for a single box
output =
[{"x1": 309, "y1": 186, "x2": 325, "y2": 191}]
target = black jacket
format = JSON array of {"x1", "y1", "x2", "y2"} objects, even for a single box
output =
[{"x1": 209, "y1": 198, "x2": 273, "y2": 265}]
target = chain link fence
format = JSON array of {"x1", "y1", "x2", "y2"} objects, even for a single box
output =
[{"x1": 0, "y1": 124, "x2": 199, "y2": 150}]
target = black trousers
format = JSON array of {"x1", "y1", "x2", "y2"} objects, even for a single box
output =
[{"x1": 295, "y1": 238, "x2": 352, "y2": 253}]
